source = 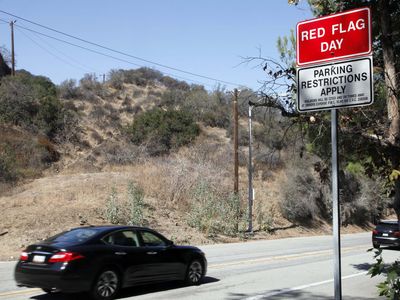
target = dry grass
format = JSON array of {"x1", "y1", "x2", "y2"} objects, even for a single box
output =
[
  {"x1": 0, "y1": 145, "x2": 371, "y2": 261},
  {"x1": 0, "y1": 171, "x2": 212, "y2": 260}
]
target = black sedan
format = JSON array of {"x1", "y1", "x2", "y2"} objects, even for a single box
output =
[
  {"x1": 372, "y1": 220, "x2": 400, "y2": 248},
  {"x1": 15, "y1": 225, "x2": 207, "y2": 300}
]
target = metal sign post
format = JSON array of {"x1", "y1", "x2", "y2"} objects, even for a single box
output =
[
  {"x1": 331, "y1": 109, "x2": 342, "y2": 300},
  {"x1": 248, "y1": 105, "x2": 254, "y2": 233}
]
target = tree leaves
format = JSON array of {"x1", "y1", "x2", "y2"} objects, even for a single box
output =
[{"x1": 369, "y1": 248, "x2": 400, "y2": 299}]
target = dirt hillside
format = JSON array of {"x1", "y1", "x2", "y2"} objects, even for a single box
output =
[{"x1": 0, "y1": 80, "x2": 372, "y2": 261}]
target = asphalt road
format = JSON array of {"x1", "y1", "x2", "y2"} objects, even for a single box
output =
[{"x1": 0, "y1": 232, "x2": 398, "y2": 299}]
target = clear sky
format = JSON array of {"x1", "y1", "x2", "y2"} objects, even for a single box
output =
[{"x1": 0, "y1": 0, "x2": 312, "y2": 90}]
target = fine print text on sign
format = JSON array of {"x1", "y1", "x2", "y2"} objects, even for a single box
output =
[
  {"x1": 297, "y1": 57, "x2": 373, "y2": 112},
  {"x1": 296, "y1": 7, "x2": 371, "y2": 66}
]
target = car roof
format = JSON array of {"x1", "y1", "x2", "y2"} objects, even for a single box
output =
[{"x1": 42, "y1": 225, "x2": 164, "y2": 246}]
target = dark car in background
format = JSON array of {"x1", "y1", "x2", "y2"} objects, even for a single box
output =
[
  {"x1": 372, "y1": 220, "x2": 400, "y2": 249},
  {"x1": 15, "y1": 226, "x2": 207, "y2": 300}
]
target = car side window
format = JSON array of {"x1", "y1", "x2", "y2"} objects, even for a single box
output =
[
  {"x1": 140, "y1": 231, "x2": 166, "y2": 247},
  {"x1": 103, "y1": 230, "x2": 140, "y2": 247}
]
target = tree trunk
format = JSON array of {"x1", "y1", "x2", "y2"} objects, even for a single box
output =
[{"x1": 378, "y1": 0, "x2": 400, "y2": 221}]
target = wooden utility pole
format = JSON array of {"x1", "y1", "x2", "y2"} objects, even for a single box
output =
[
  {"x1": 10, "y1": 20, "x2": 16, "y2": 76},
  {"x1": 233, "y1": 88, "x2": 239, "y2": 194}
]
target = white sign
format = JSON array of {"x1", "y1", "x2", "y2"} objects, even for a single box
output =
[{"x1": 297, "y1": 57, "x2": 373, "y2": 112}]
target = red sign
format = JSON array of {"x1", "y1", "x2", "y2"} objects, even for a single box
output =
[{"x1": 296, "y1": 7, "x2": 371, "y2": 66}]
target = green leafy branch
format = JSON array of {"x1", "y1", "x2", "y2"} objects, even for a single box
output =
[{"x1": 368, "y1": 248, "x2": 400, "y2": 299}]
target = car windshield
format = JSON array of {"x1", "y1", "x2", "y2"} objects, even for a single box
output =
[{"x1": 46, "y1": 228, "x2": 101, "y2": 244}]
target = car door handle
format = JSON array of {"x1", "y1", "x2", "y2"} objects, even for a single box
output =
[
  {"x1": 115, "y1": 252, "x2": 127, "y2": 255},
  {"x1": 146, "y1": 251, "x2": 158, "y2": 255}
]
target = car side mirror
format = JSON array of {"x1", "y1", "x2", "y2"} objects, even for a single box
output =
[{"x1": 166, "y1": 240, "x2": 174, "y2": 246}]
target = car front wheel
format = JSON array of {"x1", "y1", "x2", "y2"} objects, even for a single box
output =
[
  {"x1": 90, "y1": 269, "x2": 120, "y2": 300},
  {"x1": 185, "y1": 260, "x2": 204, "y2": 285}
]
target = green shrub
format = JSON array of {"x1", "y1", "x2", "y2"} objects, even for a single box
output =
[
  {"x1": 200, "y1": 109, "x2": 230, "y2": 128},
  {"x1": 279, "y1": 163, "x2": 328, "y2": 224},
  {"x1": 280, "y1": 177, "x2": 321, "y2": 224},
  {"x1": 0, "y1": 72, "x2": 63, "y2": 138},
  {"x1": 160, "y1": 89, "x2": 187, "y2": 107},
  {"x1": 0, "y1": 146, "x2": 17, "y2": 182},
  {"x1": 128, "y1": 108, "x2": 200, "y2": 156},
  {"x1": 108, "y1": 69, "x2": 125, "y2": 89},
  {"x1": 78, "y1": 73, "x2": 105, "y2": 101},
  {"x1": 279, "y1": 160, "x2": 388, "y2": 226},
  {"x1": 159, "y1": 85, "x2": 231, "y2": 129},
  {"x1": 127, "y1": 182, "x2": 145, "y2": 226},
  {"x1": 58, "y1": 79, "x2": 79, "y2": 99},
  {"x1": 160, "y1": 76, "x2": 190, "y2": 91},
  {"x1": 187, "y1": 181, "x2": 242, "y2": 236},
  {"x1": 339, "y1": 172, "x2": 389, "y2": 225},
  {"x1": 16, "y1": 70, "x2": 57, "y2": 99},
  {"x1": 256, "y1": 203, "x2": 278, "y2": 233},
  {"x1": 107, "y1": 68, "x2": 164, "y2": 88},
  {"x1": 181, "y1": 86, "x2": 230, "y2": 128},
  {"x1": 345, "y1": 161, "x2": 365, "y2": 175},
  {"x1": 105, "y1": 187, "x2": 120, "y2": 224},
  {"x1": 104, "y1": 183, "x2": 146, "y2": 225},
  {"x1": 36, "y1": 96, "x2": 63, "y2": 138},
  {"x1": 79, "y1": 73, "x2": 100, "y2": 90}
]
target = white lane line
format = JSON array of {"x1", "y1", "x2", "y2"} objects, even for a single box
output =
[{"x1": 244, "y1": 271, "x2": 368, "y2": 299}]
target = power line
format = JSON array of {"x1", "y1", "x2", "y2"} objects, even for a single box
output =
[
  {"x1": 22, "y1": 27, "x2": 100, "y2": 73},
  {"x1": 0, "y1": 16, "x2": 216, "y2": 88},
  {"x1": 5, "y1": 21, "x2": 143, "y2": 67},
  {"x1": 16, "y1": 27, "x2": 95, "y2": 73},
  {"x1": 12, "y1": 22, "x2": 213, "y2": 87},
  {"x1": 0, "y1": 9, "x2": 245, "y2": 87}
]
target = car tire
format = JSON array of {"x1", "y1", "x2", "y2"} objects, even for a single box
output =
[
  {"x1": 185, "y1": 260, "x2": 204, "y2": 285},
  {"x1": 90, "y1": 268, "x2": 120, "y2": 300}
]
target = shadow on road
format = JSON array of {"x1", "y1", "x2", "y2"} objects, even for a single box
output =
[
  {"x1": 228, "y1": 290, "x2": 379, "y2": 299},
  {"x1": 29, "y1": 276, "x2": 219, "y2": 300},
  {"x1": 352, "y1": 246, "x2": 400, "y2": 273},
  {"x1": 352, "y1": 262, "x2": 373, "y2": 271}
]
